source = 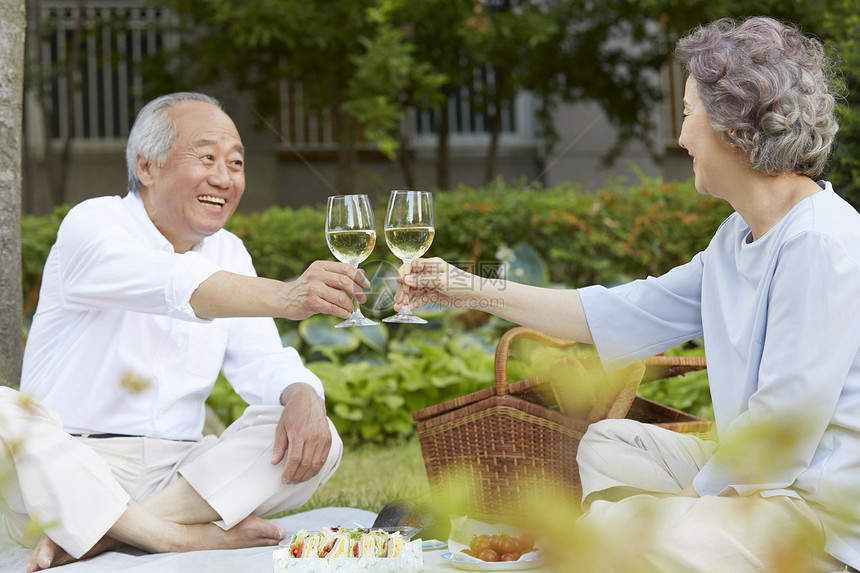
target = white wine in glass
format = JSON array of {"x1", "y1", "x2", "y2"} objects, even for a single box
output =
[
  {"x1": 325, "y1": 194, "x2": 378, "y2": 328},
  {"x1": 383, "y1": 190, "x2": 434, "y2": 324}
]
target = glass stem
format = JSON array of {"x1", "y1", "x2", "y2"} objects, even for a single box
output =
[
  {"x1": 400, "y1": 258, "x2": 415, "y2": 315},
  {"x1": 351, "y1": 263, "x2": 362, "y2": 314}
]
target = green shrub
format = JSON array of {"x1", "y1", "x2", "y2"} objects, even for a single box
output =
[
  {"x1": 225, "y1": 206, "x2": 330, "y2": 281},
  {"x1": 278, "y1": 311, "x2": 505, "y2": 443},
  {"x1": 637, "y1": 340, "x2": 714, "y2": 422},
  {"x1": 22, "y1": 177, "x2": 731, "y2": 315},
  {"x1": 21, "y1": 205, "x2": 69, "y2": 318},
  {"x1": 25, "y1": 177, "x2": 723, "y2": 443},
  {"x1": 222, "y1": 175, "x2": 734, "y2": 288},
  {"x1": 429, "y1": 176, "x2": 732, "y2": 286}
]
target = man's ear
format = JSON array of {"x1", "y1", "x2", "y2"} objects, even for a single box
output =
[{"x1": 136, "y1": 154, "x2": 156, "y2": 188}]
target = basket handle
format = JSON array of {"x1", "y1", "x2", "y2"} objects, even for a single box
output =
[
  {"x1": 494, "y1": 327, "x2": 707, "y2": 394},
  {"x1": 641, "y1": 355, "x2": 707, "y2": 383},
  {"x1": 494, "y1": 326, "x2": 580, "y2": 395}
]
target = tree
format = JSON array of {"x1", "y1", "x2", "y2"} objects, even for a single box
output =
[
  {"x1": 33, "y1": 0, "x2": 860, "y2": 201},
  {"x1": 340, "y1": 0, "x2": 447, "y2": 186},
  {"x1": 0, "y1": 0, "x2": 26, "y2": 388},
  {"x1": 150, "y1": 0, "x2": 444, "y2": 196},
  {"x1": 819, "y1": 0, "x2": 860, "y2": 209},
  {"x1": 641, "y1": 0, "x2": 860, "y2": 209},
  {"x1": 398, "y1": 0, "x2": 675, "y2": 187},
  {"x1": 520, "y1": 0, "x2": 670, "y2": 169},
  {"x1": 25, "y1": 0, "x2": 86, "y2": 208},
  {"x1": 392, "y1": 0, "x2": 483, "y2": 189}
]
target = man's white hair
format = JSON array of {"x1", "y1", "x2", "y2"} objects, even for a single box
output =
[{"x1": 125, "y1": 92, "x2": 222, "y2": 193}]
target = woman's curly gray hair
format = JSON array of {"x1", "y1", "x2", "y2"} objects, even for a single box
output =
[
  {"x1": 674, "y1": 17, "x2": 838, "y2": 178},
  {"x1": 126, "y1": 92, "x2": 222, "y2": 193}
]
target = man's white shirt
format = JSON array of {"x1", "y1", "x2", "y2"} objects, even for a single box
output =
[{"x1": 20, "y1": 192, "x2": 323, "y2": 441}]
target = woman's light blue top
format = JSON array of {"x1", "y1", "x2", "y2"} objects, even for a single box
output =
[{"x1": 580, "y1": 182, "x2": 860, "y2": 567}]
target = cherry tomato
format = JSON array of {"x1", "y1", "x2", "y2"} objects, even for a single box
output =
[
  {"x1": 518, "y1": 534, "x2": 535, "y2": 552},
  {"x1": 488, "y1": 535, "x2": 502, "y2": 551},
  {"x1": 478, "y1": 549, "x2": 500, "y2": 562},
  {"x1": 501, "y1": 552, "x2": 519, "y2": 561},
  {"x1": 498, "y1": 536, "x2": 519, "y2": 556},
  {"x1": 473, "y1": 535, "x2": 492, "y2": 554}
]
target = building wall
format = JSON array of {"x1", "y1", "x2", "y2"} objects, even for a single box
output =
[
  {"x1": 271, "y1": 144, "x2": 543, "y2": 209},
  {"x1": 544, "y1": 101, "x2": 664, "y2": 189},
  {"x1": 22, "y1": 101, "x2": 693, "y2": 217}
]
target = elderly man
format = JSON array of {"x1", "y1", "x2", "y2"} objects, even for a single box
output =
[{"x1": 1, "y1": 92, "x2": 366, "y2": 571}]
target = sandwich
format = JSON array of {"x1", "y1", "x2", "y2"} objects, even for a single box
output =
[
  {"x1": 383, "y1": 531, "x2": 406, "y2": 558},
  {"x1": 309, "y1": 529, "x2": 339, "y2": 558},
  {"x1": 286, "y1": 529, "x2": 310, "y2": 558},
  {"x1": 357, "y1": 530, "x2": 387, "y2": 557},
  {"x1": 325, "y1": 534, "x2": 355, "y2": 558},
  {"x1": 284, "y1": 527, "x2": 409, "y2": 559},
  {"x1": 300, "y1": 533, "x2": 319, "y2": 558}
]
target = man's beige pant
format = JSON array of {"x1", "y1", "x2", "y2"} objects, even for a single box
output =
[
  {"x1": 0, "y1": 387, "x2": 342, "y2": 559},
  {"x1": 575, "y1": 418, "x2": 834, "y2": 573}
]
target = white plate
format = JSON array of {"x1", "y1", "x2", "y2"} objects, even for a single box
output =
[
  {"x1": 423, "y1": 539, "x2": 447, "y2": 550},
  {"x1": 440, "y1": 552, "x2": 544, "y2": 571}
]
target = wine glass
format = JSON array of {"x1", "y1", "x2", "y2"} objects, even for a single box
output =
[
  {"x1": 383, "y1": 190, "x2": 435, "y2": 324},
  {"x1": 325, "y1": 195, "x2": 378, "y2": 328}
]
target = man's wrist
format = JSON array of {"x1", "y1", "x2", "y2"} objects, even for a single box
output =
[
  {"x1": 270, "y1": 279, "x2": 292, "y2": 320},
  {"x1": 279, "y1": 382, "x2": 318, "y2": 406}
]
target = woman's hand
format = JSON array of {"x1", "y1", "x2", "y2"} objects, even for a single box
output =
[
  {"x1": 397, "y1": 256, "x2": 594, "y2": 343},
  {"x1": 395, "y1": 257, "x2": 477, "y2": 311}
]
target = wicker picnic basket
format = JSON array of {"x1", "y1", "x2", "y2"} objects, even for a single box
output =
[{"x1": 412, "y1": 327, "x2": 711, "y2": 517}]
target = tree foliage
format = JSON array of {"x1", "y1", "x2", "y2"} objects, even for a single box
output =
[
  {"x1": 641, "y1": 0, "x2": 860, "y2": 208},
  {"x1": 819, "y1": 0, "x2": 860, "y2": 208},
  {"x1": 139, "y1": 0, "x2": 860, "y2": 202},
  {"x1": 388, "y1": 0, "x2": 484, "y2": 188},
  {"x1": 146, "y1": 0, "x2": 679, "y2": 188},
  {"x1": 150, "y1": 0, "x2": 446, "y2": 193}
]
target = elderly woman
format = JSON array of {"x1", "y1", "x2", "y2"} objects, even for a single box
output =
[{"x1": 400, "y1": 17, "x2": 860, "y2": 572}]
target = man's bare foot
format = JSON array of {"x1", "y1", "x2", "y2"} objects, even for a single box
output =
[
  {"x1": 27, "y1": 536, "x2": 69, "y2": 572},
  {"x1": 27, "y1": 534, "x2": 126, "y2": 572},
  {"x1": 26, "y1": 513, "x2": 285, "y2": 570},
  {"x1": 179, "y1": 516, "x2": 286, "y2": 552}
]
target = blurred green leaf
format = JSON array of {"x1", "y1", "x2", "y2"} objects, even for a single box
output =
[
  {"x1": 299, "y1": 315, "x2": 361, "y2": 353},
  {"x1": 355, "y1": 325, "x2": 389, "y2": 354}
]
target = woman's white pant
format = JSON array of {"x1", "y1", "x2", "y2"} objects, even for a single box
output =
[{"x1": 575, "y1": 418, "x2": 829, "y2": 573}]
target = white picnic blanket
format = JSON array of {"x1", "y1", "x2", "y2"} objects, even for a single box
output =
[
  {"x1": 0, "y1": 507, "x2": 378, "y2": 573},
  {"x1": 0, "y1": 507, "x2": 552, "y2": 572}
]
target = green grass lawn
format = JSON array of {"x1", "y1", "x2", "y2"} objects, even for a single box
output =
[{"x1": 279, "y1": 437, "x2": 431, "y2": 517}]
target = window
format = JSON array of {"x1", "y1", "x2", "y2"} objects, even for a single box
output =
[
  {"x1": 276, "y1": 65, "x2": 536, "y2": 154},
  {"x1": 28, "y1": 1, "x2": 177, "y2": 148}
]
